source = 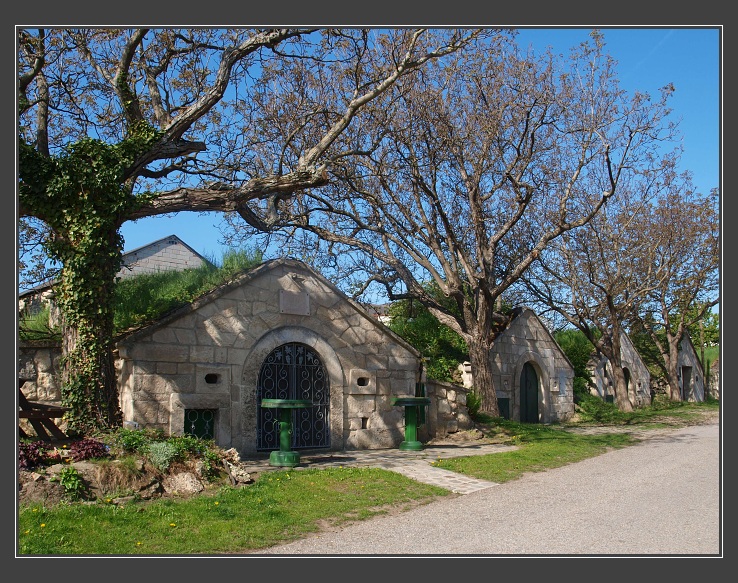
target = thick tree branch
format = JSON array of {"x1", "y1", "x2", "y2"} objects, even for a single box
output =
[{"x1": 126, "y1": 166, "x2": 329, "y2": 221}]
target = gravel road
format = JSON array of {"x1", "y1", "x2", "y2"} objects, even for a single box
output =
[{"x1": 251, "y1": 418, "x2": 721, "y2": 557}]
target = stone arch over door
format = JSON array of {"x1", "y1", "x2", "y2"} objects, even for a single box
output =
[
  {"x1": 512, "y1": 351, "x2": 551, "y2": 424},
  {"x1": 237, "y1": 327, "x2": 345, "y2": 454}
]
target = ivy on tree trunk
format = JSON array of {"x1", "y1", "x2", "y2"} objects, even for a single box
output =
[{"x1": 19, "y1": 126, "x2": 161, "y2": 434}]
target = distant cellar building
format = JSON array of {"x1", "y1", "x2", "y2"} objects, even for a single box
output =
[
  {"x1": 587, "y1": 332, "x2": 651, "y2": 407},
  {"x1": 458, "y1": 307, "x2": 575, "y2": 424}
]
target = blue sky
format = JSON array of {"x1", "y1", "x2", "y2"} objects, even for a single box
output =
[{"x1": 120, "y1": 26, "x2": 721, "y2": 261}]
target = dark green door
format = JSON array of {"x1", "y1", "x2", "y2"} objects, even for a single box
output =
[{"x1": 520, "y1": 362, "x2": 539, "y2": 423}]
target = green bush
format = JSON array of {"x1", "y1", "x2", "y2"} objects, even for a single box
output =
[
  {"x1": 53, "y1": 466, "x2": 87, "y2": 501},
  {"x1": 167, "y1": 433, "x2": 213, "y2": 459},
  {"x1": 200, "y1": 449, "x2": 224, "y2": 482},
  {"x1": 572, "y1": 377, "x2": 590, "y2": 403},
  {"x1": 575, "y1": 392, "x2": 637, "y2": 424},
  {"x1": 146, "y1": 441, "x2": 179, "y2": 472},
  {"x1": 466, "y1": 389, "x2": 482, "y2": 420},
  {"x1": 554, "y1": 328, "x2": 596, "y2": 403},
  {"x1": 18, "y1": 306, "x2": 61, "y2": 342},
  {"x1": 386, "y1": 289, "x2": 469, "y2": 383},
  {"x1": 106, "y1": 427, "x2": 164, "y2": 455}
]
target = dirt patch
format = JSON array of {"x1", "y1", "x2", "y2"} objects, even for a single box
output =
[
  {"x1": 561, "y1": 408, "x2": 720, "y2": 437},
  {"x1": 427, "y1": 408, "x2": 720, "y2": 444},
  {"x1": 17, "y1": 472, "x2": 67, "y2": 507},
  {"x1": 17, "y1": 457, "x2": 229, "y2": 508}
]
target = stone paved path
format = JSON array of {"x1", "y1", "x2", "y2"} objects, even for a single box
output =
[{"x1": 238, "y1": 442, "x2": 517, "y2": 494}]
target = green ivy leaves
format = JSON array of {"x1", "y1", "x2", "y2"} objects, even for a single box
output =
[{"x1": 19, "y1": 123, "x2": 163, "y2": 434}]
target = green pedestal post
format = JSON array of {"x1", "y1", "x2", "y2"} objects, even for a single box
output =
[
  {"x1": 261, "y1": 399, "x2": 312, "y2": 467},
  {"x1": 391, "y1": 396, "x2": 431, "y2": 451}
]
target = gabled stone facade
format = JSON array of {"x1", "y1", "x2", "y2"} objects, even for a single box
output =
[
  {"x1": 676, "y1": 332, "x2": 706, "y2": 402},
  {"x1": 115, "y1": 258, "x2": 424, "y2": 454},
  {"x1": 588, "y1": 331, "x2": 651, "y2": 407},
  {"x1": 459, "y1": 307, "x2": 575, "y2": 424},
  {"x1": 116, "y1": 234, "x2": 211, "y2": 279}
]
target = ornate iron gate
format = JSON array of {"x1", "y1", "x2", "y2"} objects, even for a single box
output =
[{"x1": 256, "y1": 342, "x2": 330, "y2": 451}]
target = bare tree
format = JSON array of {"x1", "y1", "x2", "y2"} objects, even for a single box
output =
[
  {"x1": 522, "y1": 161, "x2": 718, "y2": 410},
  {"x1": 222, "y1": 30, "x2": 677, "y2": 416},
  {"x1": 521, "y1": 174, "x2": 665, "y2": 411},
  {"x1": 17, "y1": 27, "x2": 483, "y2": 432},
  {"x1": 630, "y1": 179, "x2": 719, "y2": 401},
  {"x1": 18, "y1": 217, "x2": 58, "y2": 291}
]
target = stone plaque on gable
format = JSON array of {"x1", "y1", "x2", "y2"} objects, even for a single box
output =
[{"x1": 279, "y1": 289, "x2": 310, "y2": 315}]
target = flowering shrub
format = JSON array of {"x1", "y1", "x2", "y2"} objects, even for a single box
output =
[
  {"x1": 18, "y1": 441, "x2": 51, "y2": 470},
  {"x1": 69, "y1": 438, "x2": 110, "y2": 461}
]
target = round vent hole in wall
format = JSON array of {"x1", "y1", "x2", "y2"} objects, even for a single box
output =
[
  {"x1": 204, "y1": 373, "x2": 220, "y2": 384},
  {"x1": 357, "y1": 377, "x2": 370, "y2": 387}
]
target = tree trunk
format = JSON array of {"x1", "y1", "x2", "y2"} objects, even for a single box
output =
[
  {"x1": 468, "y1": 336, "x2": 500, "y2": 417},
  {"x1": 60, "y1": 310, "x2": 122, "y2": 435},
  {"x1": 56, "y1": 229, "x2": 124, "y2": 436},
  {"x1": 607, "y1": 361, "x2": 634, "y2": 412},
  {"x1": 699, "y1": 319, "x2": 705, "y2": 372},
  {"x1": 598, "y1": 332, "x2": 634, "y2": 413},
  {"x1": 665, "y1": 336, "x2": 683, "y2": 401}
]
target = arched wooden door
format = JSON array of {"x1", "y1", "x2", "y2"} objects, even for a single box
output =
[
  {"x1": 520, "y1": 362, "x2": 539, "y2": 424},
  {"x1": 256, "y1": 342, "x2": 330, "y2": 451}
]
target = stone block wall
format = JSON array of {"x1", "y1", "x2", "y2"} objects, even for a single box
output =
[
  {"x1": 421, "y1": 380, "x2": 474, "y2": 440},
  {"x1": 18, "y1": 342, "x2": 67, "y2": 436},
  {"x1": 18, "y1": 341, "x2": 63, "y2": 403}
]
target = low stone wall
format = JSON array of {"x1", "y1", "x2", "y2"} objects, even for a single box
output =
[
  {"x1": 420, "y1": 380, "x2": 474, "y2": 441},
  {"x1": 18, "y1": 341, "x2": 64, "y2": 404},
  {"x1": 18, "y1": 341, "x2": 67, "y2": 436}
]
